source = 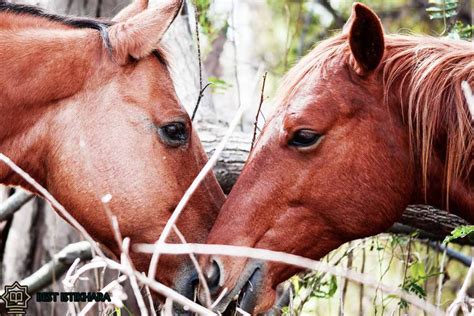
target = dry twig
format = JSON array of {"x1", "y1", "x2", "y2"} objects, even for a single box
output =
[
  {"x1": 0, "y1": 241, "x2": 92, "y2": 298},
  {"x1": 251, "y1": 72, "x2": 268, "y2": 151},
  {"x1": 0, "y1": 153, "x2": 104, "y2": 257},
  {"x1": 147, "y1": 75, "x2": 257, "y2": 280},
  {"x1": 136, "y1": 243, "x2": 444, "y2": 315}
]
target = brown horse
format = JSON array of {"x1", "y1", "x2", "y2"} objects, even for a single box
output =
[
  {"x1": 0, "y1": 0, "x2": 224, "y2": 299},
  {"x1": 199, "y1": 3, "x2": 473, "y2": 313}
]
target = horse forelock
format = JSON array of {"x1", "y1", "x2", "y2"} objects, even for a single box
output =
[{"x1": 277, "y1": 32, "x2": 473, "y2": 207}]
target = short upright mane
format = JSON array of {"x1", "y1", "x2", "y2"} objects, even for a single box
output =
[
  {"x1": 0, "y1": 1, "x2": 112, "y2": 50},
  {"x1": 278, "y1": 33, "x2": 473, "y2": 204},
  {"x1": 0, "y1": 1, "x2": 112, "y2": 31},
  {"x1": 0, "y1": 1, "x2": 169, "y2": 65}
]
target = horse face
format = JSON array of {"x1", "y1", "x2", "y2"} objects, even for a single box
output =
[
  {"x1": 41, "y1": 0, "x2": 225, "y2": 297},
  {"x1": 200, "y1": 4, "x2": 414, "y2": 313},
  {"x1": 48, "y1": 55, "x2": 224, "y2": 290}
]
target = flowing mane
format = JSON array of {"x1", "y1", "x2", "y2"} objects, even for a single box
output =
[{"x1": 277, "y1": 33, "x2": 473, "y2": 206}]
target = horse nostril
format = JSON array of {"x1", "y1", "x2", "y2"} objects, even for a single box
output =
[{"x1": 205, "y1": 260, "x2": 221, "y2": 291}]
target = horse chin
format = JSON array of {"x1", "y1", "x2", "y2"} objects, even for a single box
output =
[
  {"x1": 172, "y1": 268, "x2": 199, "y2": 314},
  {"x1": 237, "y1": 268, "x2": 264, "y2": 312},
  {"x1": 215, "y1": 264, "x2": 275, "y2": 314}
]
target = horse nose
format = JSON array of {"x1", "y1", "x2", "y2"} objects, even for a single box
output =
[{"x1": 205, "y1": 259, "x2": 221, "y2": 292}]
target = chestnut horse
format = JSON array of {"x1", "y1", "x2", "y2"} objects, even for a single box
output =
[
  {"x1": 199, "y1": 3, "x2": 473, "y2": 313},
  {"x1": 0, "y1": 0, "x2": 224, "y2": 299}
]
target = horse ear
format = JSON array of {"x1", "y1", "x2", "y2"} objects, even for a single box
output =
[
  {"x1": 345, "y1": 3, "x2": 385, "y2": 74},
  {"x1": 112, "y1": 0, "x2": 149, "y2": 22},
  {"x1": 109, "y1": 0, "x2": 182, "y2": 65}
]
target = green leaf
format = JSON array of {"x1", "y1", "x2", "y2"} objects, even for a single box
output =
[
  {"x1": 207, "y1": 77, "x2": 232, "y2": 94},
  {"x1": 409, "y1": 261, "x2": 426, "y2": 284},
  {"x1": 443, "y1": 225, "x2": 474, "y2": 244},
  {"x1": 426, "y1": 4, "x2": 458, "y2": 12}
]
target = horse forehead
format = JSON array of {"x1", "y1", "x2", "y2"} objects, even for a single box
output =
[
  {"x1": 285, "y1": 84, "x2": 343, "y2": 122},
  {"x1": 287, "y1": 69, "x2": 370, "y2": 122},
  {"x1": 114, "y1": 58, "x2": 183, "y2": 111}
]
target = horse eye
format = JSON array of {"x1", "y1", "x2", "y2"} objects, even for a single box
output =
[
  {"x1": 288, "y1": 129, "x2": 321, "y2": 147},
  {"x1": 159, "y1": 122, "x2": 188, "y2": 147}
]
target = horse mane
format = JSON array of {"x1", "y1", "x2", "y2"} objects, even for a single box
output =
[
  {"x1": 277, "y1": 33, "x2": 473, "y2": 205},
  {"x1": 0, "y1": 1, "x2": 168, "y2": 66},
  {"x1": 383, "y1": 35, "x2": 473, "y2": 202}
]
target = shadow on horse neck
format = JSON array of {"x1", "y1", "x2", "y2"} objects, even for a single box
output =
[{"x1": 0, "y1": 0, "x2": 225, "y2": 294}]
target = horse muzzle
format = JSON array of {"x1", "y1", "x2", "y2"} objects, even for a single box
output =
[{"x1": 199, "y1": 258, "x2": 268, "y2": 314}]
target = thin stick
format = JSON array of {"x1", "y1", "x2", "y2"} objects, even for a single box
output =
[
  {"x1": 121, "y1": 238, "x2": 149, "y2": 316},
  {"x1": 231, "y1": 0, "x2": 242, "y2": 112},
  {"x1": 147, "y1": 80, "x2": 255, "y2": 280},
  {"x1": 143, "y1": 272, "x2": 157, "y2": 316},
  {"x1": 195, "y1": 3, "x2": 203, "y2": 99},
  {"x1": 0, "y1": 241, "x2": 91, "y2": 297},
  {"x1": 436, "y1": 245, "x2": 448, "y2": 309},
  {"x1": 65, "y1": 255, "x2": 216, "y2": 315},
  {"x1": 78, "y1": 275, "x2": 128, "y2": 316},
  {"x1": 78, "y1": 138, "x2": 124, "y2": 252},
  {"x1": 359, "y1": 243, "x2": 366, "y2": 316},
  {"x1": 104, "y1": 257, "x2": 216, "y2": 315},
  {"x1": 192, "y1": 82, "x2": 213, "y2": 121},
  {"x1": 163, "y1": 298, "x2": 173, "y2": 316},
  {"x1": 251, "y1": 72, "x2": 267, "y2": 151},
  {"x1": 447, "y1": 248, "x2": 474, "y2": 316},
  {"x1": 210, "y1": 287, "x2": 228, "y2": 310},
  {"x1": 173, "y1": 225, "x2": 212, "y2": 308},
  {"x1": 236, "y1": 307, "x2": 251, "y2": 316},
  {"x1": 0, "y1": 153, "x2": 104, "y2": 257},
  {"x1": 136, "y1": 243, "x2": 444, "y2": 315},
  {"x1": 190, "y1": 2, "x2": 206, "y2": 123}
]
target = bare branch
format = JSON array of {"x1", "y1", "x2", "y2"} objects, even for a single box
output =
[
  {"x1": 135, "y1": 243, "x2": 444, "y2": 315},
  {"x1": 317, "y1": 0, "x2": 345, "y2": 28},
  {"x1": 0, "y1": 241, "x2": 92, "y2": 297},
  {"x1": 447, "y1": 249, "x2": 474, "y2": 315},
  {"x1": 251, "y1": 72, "x2": 268, "y2": 151},
  {"x1": 0, "y1": 190, "x2": 34, "y2": 221},
  {"x1": 192, "y1": 83, "x2": 213, "y2": 121},
  {"x1": 427, "y1": 241, "x2": 472, "y2": 267},
  {"x1": 0, "y1": 153, "x2": 105, "y2": 257}
]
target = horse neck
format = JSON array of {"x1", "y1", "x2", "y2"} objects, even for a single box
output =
[
  {"x1": 0, "y1": 98, "x2": 53, "y2": 187},
  {"x1": 0, "y1": 14, "x2": 101, "y2": 188},
  {"x1": 383, "y1": 37, "x2": 473, "y2": 222}
]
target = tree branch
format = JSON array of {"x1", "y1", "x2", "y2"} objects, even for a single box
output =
[
  {"x1": 0, "y1": 241, "x2": 92, "y2": 297},
  {"x1": 0, "y1": 190, "x2": 34, "y2": 221},
  {"x1": 317, "y1": 0, "x2": 345, "y2": 28},
  {"x1": 427, "y1": 241, "x2": 472, "y2": 267}
]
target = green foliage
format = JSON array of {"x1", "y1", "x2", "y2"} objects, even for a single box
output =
[
  {"x1": 448, "y1": 21, "x2": 473, "y2": 39},
  {"x1": 207, "y1": 77, "x2": 232, "y2": 94},
  {"x1": 194, "y1": 0, "x2": 213, "y2": 34},
  {"x1": 443, "y1": 225, "x2": 474, "y2": 244},
  {"x1": 425, "y1": 0, "x2": 473, "y2": 39},
  {"x1": 107, "y1": 305, "x2": 133, "y2": 316},
  {"x1": 310, "y1": 275, "x2": 338, "y2": 298},
  {"x1": 426, "y1": 0, "x2": 459, "y2": 20}
]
